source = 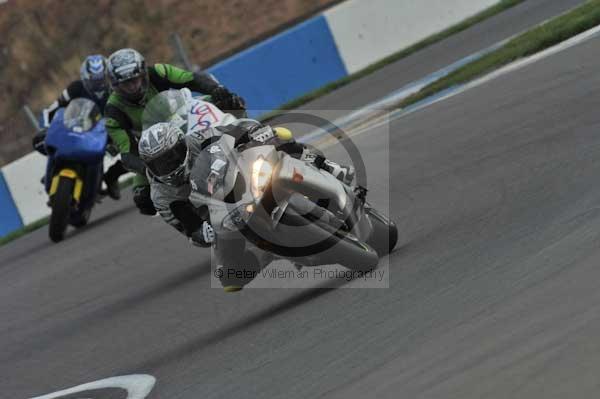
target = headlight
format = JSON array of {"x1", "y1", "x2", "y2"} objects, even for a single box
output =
[{"x1": 251, "y1": 156, "x2": 273, "y2": 198}]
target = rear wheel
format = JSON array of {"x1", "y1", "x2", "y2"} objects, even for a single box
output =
[
  {"x1": 49, "y1": 177, "x2": 74, "y2": 242},
  {"x1": 366, "y1": 207, "x2": 398, "y2": 256}
]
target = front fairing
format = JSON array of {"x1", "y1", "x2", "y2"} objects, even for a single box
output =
[
  {"x1": 44, "y1": 108, "x2": 106, "y2": 206},
  {"x1": 188, "y1": 135, "x2": 279, "y2": 234},
  {"x1": 45, "y1": 109, "x2": 107, "y2": 164}
]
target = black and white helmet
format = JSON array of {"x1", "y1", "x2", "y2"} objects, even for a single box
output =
[
  {"x1": 107, "y1": 48, "x2": 148, "y2": 103},
  {"x1": 139, "y1": 122, "x2": 189, "y2": 186}
]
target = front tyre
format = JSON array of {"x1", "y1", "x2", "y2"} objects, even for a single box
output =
[
  {"x1": 70, "y1": 208, "x2": 91, "y2": 228},
  {"x1": 366, "y1": 207, "x2": 398, "y2": 256},
  {"x1": 214, "y1": 238, "x2": 261, "y2": 292},
  {"x1": 49, "y1": 177, "x2": 74, "y2": 242}
]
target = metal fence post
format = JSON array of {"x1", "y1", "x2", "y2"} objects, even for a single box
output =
[{"x1": 22, "y1": 104, "x2": 41, "y2": 132}]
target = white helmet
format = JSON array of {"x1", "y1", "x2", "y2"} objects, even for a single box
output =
[{"x1": 139, "y1": 122, "x2": 189, "y2": 186}]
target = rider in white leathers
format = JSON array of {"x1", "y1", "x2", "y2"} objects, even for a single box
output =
[{"x1": 138, "y1": 91, "x2": 355, "y2": 248}]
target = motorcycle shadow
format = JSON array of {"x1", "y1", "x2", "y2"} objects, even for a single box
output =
[
  {"x1": 68, "y1": 203, "x2": 137, "y2": 237},
  {"x1": 0, "y1": 239, "x2": 55, "y2": 270},
  {"x1": 134, "y1": 277, "x2": 353, "y2": 371},
  {"x1": 0, "y1": 204, "x2": 135, "y2": 270},
  {"x1": 3, "y1": 260, "x2": 213, "y2": 363}
]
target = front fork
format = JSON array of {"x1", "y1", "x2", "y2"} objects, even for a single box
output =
[{"x1": 49, "y1": 168, "x2": 84, "y2": 204}]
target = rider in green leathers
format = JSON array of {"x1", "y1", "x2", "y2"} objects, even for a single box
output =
[{"x1": 104, "y1": 48, "x2": 246, "y2": 215}]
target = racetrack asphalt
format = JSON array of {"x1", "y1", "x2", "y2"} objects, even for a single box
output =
[{"x1": 1, "y1": 0, "x2": 598, "y2": 397}]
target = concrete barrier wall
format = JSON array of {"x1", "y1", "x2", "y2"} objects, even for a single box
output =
[
  {"x1": 324, "y1": 0, "x2": 498, "y2": 74},
  {"x1": 2, "y1": 151, "x2": 48, "y2": 226},
  {"x1": 0, "y1": 0, "x2": 499, "y2": 237}
]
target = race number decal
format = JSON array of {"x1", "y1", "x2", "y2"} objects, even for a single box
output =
[{"x1": 188, "y1": 100, "x2": 226, "y2": 133}]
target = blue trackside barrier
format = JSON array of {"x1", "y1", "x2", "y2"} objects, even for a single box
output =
[
  {"x1": 208, "y1": 15, "x2": 348, "y2": 118},
  {"x1": 0, "y1": 171, "x2": 24, "y2": 237}
]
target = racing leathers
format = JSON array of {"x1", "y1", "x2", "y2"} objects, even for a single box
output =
[
  {"x1": 149, "y1": 116, "x2": 303, "y2": 247},
  {"x1": 104, "y1": 63, "x2": 245, "y2": 215}
]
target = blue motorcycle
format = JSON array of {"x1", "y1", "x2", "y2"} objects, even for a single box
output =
[{"x1": 43, "y1": 98, "x2": 107, "y2": 242}]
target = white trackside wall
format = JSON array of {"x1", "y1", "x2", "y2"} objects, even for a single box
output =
[
  {"x1": 325, "y1": 0, "x2": 499, "y2": 74},
  {"x1": 2, "y1": 151, "x2": 49, "y2": 226}
]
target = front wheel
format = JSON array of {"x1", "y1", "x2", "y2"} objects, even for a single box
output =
[
  {"x1": 214, "y1": 238, "x2": 261, "y2": 292},
  {"x1": 366, "y1": 207, "x2": 398, "y2": 256},
  {"x1": 70, "y1": 207, "x2": 91, "y2": 228},
  {"x1": 49, "y1": 177, "x2": 74, "y2": 242}
]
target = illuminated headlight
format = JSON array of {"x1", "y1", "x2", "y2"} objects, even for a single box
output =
[{"x1": 251, "y1": 156, "x2": 273, "y2": 198}]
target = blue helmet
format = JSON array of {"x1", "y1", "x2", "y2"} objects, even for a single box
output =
[{"x1": 80, "y1": 55, "x2": 108, "y2": 100}]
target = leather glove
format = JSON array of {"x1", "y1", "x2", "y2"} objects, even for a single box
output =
[
  {"x1": 32, "y1": 128, "x2": 48, "y2": 155},
  {"x1": 133, "y1": 185, "x2": 156, "y2": 215},
  {"x1": 189, "y1": 221, "x2": 215, "y2": 247},
  {"x1": 211, "y1": 86, "x2": 246, "y2": 112},
  {"x1": 121, "y1": 153, "x2": 147, "y2": 175},
  {"x1": 106, "y1": 143, "x2": 119, "y2": 157},
  {"x1": 233, "y1": 123, "x2": 274, "y2": 148}
]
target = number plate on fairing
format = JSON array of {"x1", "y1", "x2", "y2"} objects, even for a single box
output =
[{"x1": 187, "y1": 100, "x2": 227, "y2": 134}]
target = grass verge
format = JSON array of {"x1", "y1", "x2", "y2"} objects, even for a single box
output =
[
  {"x1": 398, "y1": 0, "x2": 600, "y2": 108},
  {"x1": 0, "y1": 216, "x2": 49, "y2": 246}
]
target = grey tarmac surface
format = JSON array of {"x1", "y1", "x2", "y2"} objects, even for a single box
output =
[{"x1": 1, "y1": 1, "x2": 598, "y2": 398}]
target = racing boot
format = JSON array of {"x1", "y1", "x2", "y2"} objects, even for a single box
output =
[
  {"x1": 103, "y1": 161, "x2": 127, "y2": 200},
  {"x1": 103, "y1": 173, "x2": 121, "y2": 200}
]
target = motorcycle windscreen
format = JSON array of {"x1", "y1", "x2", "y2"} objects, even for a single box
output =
[
  {"x1": 63, "y1": 98, "x2": 102, "y2": 132},
  {"x1": 142, "y1": 89, "x2": 189, "y2": 132},
  {"x1": 45, "y1": 100, "x2": 107, "y2": 163}
]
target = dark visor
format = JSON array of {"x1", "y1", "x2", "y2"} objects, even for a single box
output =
[
  {"x1": 146, "y1": 140, "x2": 187, "y2": 177},
  {"x1": 86, "y1": 78, "x2": 106, "y2": 92}
]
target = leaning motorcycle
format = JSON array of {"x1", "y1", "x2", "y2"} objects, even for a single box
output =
[
  {"x1": 43, "y1": 98, "x2": 106, "y2": 242},
  {"x1": 143, "y1": 90, "x2": 398, "y2": 289}
]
